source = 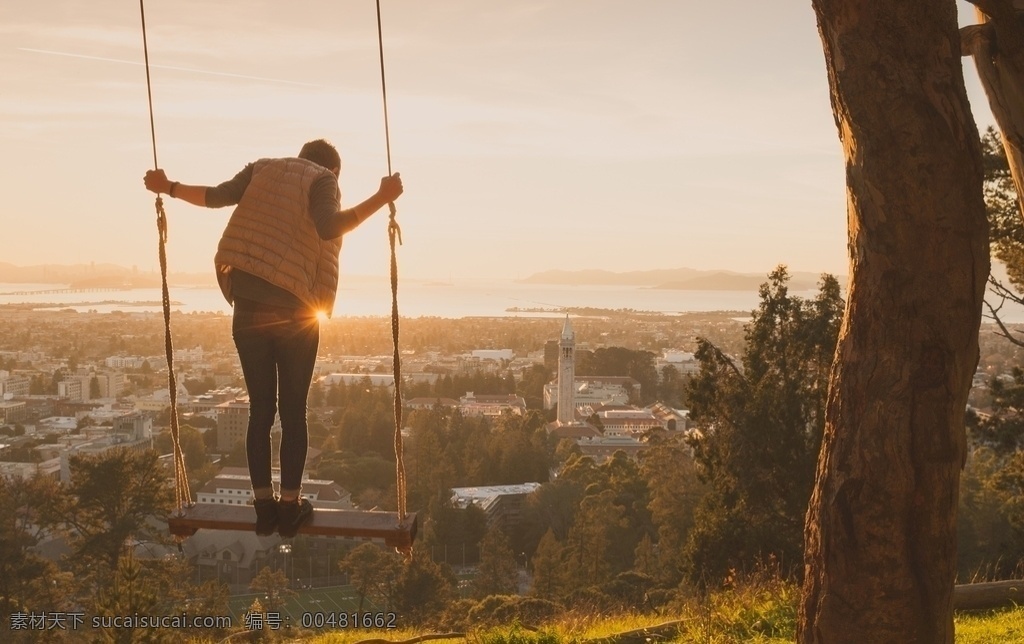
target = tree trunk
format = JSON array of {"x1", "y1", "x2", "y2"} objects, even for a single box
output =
[
  {"x1": 800, "y1": 2, "x2": 989, "y2": 643},
  {"x1": 961, "y1": 6, "x2": 1024, "y2": 222}
]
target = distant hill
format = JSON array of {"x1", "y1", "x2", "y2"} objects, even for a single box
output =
[
  {"x1": 0, "y1": 262, "x2": 216, "y2": 287},
  {"x1": 654, "y1": 271, "x2": 822, "y2": 291},
  {"x1": 520, "y1": 268, "x2": 838, "y2": 290},
  {"x1": 519, "y1": 268, "x2": 704, "y2": 286}
]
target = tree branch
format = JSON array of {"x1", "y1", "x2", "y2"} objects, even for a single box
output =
[
  {"x1": 984, "y1": 276, "x2": 1024, "y2": 348},
  {"x1": 695, "y1": 336, "x2": 745, "y2": 384}
]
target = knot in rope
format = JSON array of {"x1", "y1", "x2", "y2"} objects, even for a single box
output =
[{"x1": 387, "y1": 207, "x2": 403, "y2": 247}]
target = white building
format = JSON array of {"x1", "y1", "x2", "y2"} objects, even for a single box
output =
[
  {"x1": 57, "y1": 378, "x2": 84, "y2": 402},
  {"x1": 105, "y1": 356, "x2": 146, "y2": 369},
  {"x1": 57, "y1": 372, "x2": 126, "y2": 402},
  {"x1": 658, "y1": 350, "x2": 700, "y2": 375},
  {"x1": 0, "y1": 375, "x2": 30, "y2": 397},
  {"x1": 451, "y1": 483, "x2": 542, "y2": 532},
  {"x1": 543, "y1": 377, "x2": 636, "y2": 411},
  {"x1": 576, "y1": 435, "x2": 648, "y2": 462},
  {"x1": 318, "y1": 373, "x2": 396, "y2": 389},
  {"x1": 196, "y1": 467, "x2": 354, "y2": 510},
  {"x1": 471, "y1": 349, "x2": 514, "y2": 361},
  {"x1": 595, "y1": 408, "x2": 664, "y2": 437},
  {"x1": 36, "y1": 416, "x2": 78, "y2": 434},
  {"x1": 0, "y1": 401, "x2": 27, "y2": 425},
  {"x1": 458, "y1": 392, "x2": 527, "y2": 418}
]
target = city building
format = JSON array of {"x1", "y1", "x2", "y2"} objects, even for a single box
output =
[
  {"x1": 0, "y1": 401, "x2": 27, "y2": 425},
  {"x1": 576, "y1": 435, "x2": 648, "y2": 461},
  {"x1": 57, "y1": 378, "x2": 84, "y2": 402},
  {"x1": 594, "y1": 408, "x2": 664, "y2": 437},
  {"x1": 58, "y1": 420, "x2": 154, "y2": 483},
  {"x1": 105, "y1": 355, "x2": 147, "y2": 369},
  {"x1": 657, "y1": 349, "x2": 700, "y2": 375},
  {"x1": 543, "y1": 377, "x2": 636, "y2": 410},
  {"x1": 196, "y1": 466, "x2": 354, "y2": 509},
  {"x1": 450, "y1": 483, "x2": 542, "y2": 534},
  {"x1": 458, "y1": 392, "x2": 527, "y2": 417},
  {"x1": 646, "y1": 402, "x2": 688, "y2": 432},
  {"x1": 471, "y1": 349, "x2": 513, "y2": 361},
  {"x1": 189, "y1": 387, "x2": 246, "y2": 414},
  {"x1": 215, "y1": 399, "x2": 253, "y2": 452},
  {"x1": 405, "y1": 397, "x2": 459, "y2": 411},
  {"x1": 318, "y1": 373, "x2": 396, "y2": 390},
  {"x1": 0, "y1": 375, "x2": 30, "y2": 397}
]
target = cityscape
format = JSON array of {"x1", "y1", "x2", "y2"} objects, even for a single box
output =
[{"x1": 3, "y1": 0, "x2": 1022, "y2": 641}]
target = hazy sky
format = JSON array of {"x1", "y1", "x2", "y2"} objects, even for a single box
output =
[{"x1": 0, "y1": 1, "x2": 996, "y2": 281}]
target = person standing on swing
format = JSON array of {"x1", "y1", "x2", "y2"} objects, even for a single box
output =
[{"x1": 144, "y1": 139, "x2": 403, "y2": 537}]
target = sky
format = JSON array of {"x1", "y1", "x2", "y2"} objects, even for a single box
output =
[{"x1": 0, "y1": 1, "x2": 998, "y2": 282}]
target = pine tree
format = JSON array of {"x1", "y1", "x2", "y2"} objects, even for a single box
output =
[
  {"x1": 529, "y1": 529, "x2": 565, "y2": 600},
  {"x1": 472, "y1": 527, "x2": 520, "y2": 599},
  {"x1": 685, "y1": 267, "x2": 842, "y2": 583}
]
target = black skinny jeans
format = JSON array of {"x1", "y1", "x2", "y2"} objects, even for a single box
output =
[{"x1": 232, "y1": 299, "x2": 319, "y2": 493}]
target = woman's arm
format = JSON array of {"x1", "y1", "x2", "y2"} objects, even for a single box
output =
[{"x1": 144, "y1": 169, "x2": 207, "y2": 206}]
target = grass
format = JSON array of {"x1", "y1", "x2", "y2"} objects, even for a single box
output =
[
  {"x1": 955, "y1": 607, "x2": 1024, "y2": 643},
  {"x1": 188, "y1": 586, "x2": 1024, "y2": 643}
]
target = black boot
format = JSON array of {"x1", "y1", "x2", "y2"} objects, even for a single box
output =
[{"x1": 253, "y1": 497, "x2": 279, "y2": 536}]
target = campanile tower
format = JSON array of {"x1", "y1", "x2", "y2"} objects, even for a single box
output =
[{"x1": 556, "y1": 315, "x2": 575, "y2": 425}]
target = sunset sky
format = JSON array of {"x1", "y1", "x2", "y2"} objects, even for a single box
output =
[{"x1": 0, "y1": 1, "x2": 996, "y2": 281}]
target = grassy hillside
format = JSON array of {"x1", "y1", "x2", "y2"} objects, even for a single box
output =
[{"x1": 183, "y1": 577, "x2": 1024, "y2": 643}]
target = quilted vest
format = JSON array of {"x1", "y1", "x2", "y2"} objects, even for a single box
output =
[{"x1": 214, "y1": 157, "x2": 343, "y2": 315}]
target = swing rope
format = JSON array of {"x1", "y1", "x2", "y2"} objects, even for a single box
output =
[
  {"x1": 376, "y1": 0, "x2": 408, "y2": 525},
  {"x1": 138, "y1": 0, "x2": 405, "y2": 529},
  {"x1": 140, "y1": 0, "x2": 191, "y2": 517}
]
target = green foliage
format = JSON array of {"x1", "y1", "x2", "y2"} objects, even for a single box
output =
[
  {"x1": 684, "y1": 266, "x2": 843, "y2": 583},
  {"x1": 981, "y1": 127, "x2": 1024, "y2": 289},
  {"x1": 0, "y1": 476, "x2": 73, "y2": 626},
  {"x1": 404, "y1": 369, "x2": 518, "y2": 401},
  {"x1": 248, "y1": 566, "x2": 295, "y2": 615},
  {"x1": 958, "y1": 447, "x2": 1024, "y2": 580},
  {"x1": 517, "y1": 363, "x2": 554, "y2": 410},
  {"x1": 640, "y1": 438, "x2": 708, "y2": 585},
  {"x1": 969, "y1": 369, "x2": 1024, "y2": 454},
  {"x1": 419, "y1": 496, "x2": 487, "y2": 565},
  {"x1": 473, "y1": 527, "x2": 521, "y2": 599},
  {"x1": 50, "y1": 448, "x2": 173, "y2": 582},
  {"x1": 339, "y1": 543, "x2": 402, "y2": 612},
  {"x1": 182, "y1": 375, "x2": 216, "y2": 396},
  {"x1": 79, "y1": 552, "x2": 228, "y2": 643},
  {"x1": 153, "y1": 424, "x2": 208, "y2": 473},
  {"x1": 529, "y1": 530, "x2": 565, "y2": 600},
  {"x1": 314, "y1": 452, "x2": 394, "y2": 500},
  {"x1": 693, "y1": 579, "x2": 798, "y2": 642},
  {"x1": 577, "y1": 347, "x2": 659, "y2": 405},
  {"x1": 402, "y1": 404, "x2": 550, "y2": 555},
  {"x1": 476, "y1": 626, "x2": 561, "y2": 644},
  {"x1": 658, "y1": 364, "x2": 687, "y2": 407},
  {"x1": 468, "y1": 595, "x2": 563, "y2": 630},
  {"x1": 395, "y1": 548, "x2": 456, "y2": 624}
]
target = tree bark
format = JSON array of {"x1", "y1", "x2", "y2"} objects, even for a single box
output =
[
  {"x1": 961, "y1": 6, "x2": 1024, "y2": 221},
  {"x1": 800, "y1": 2, "x2": 989, "y2": 643}
]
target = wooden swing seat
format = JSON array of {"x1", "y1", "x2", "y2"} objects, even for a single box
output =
[{"x1": 167, "y1": 505, "x2": 417, "y2": 549}]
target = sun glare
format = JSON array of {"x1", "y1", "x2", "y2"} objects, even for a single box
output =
[{"x1": 315, "y1": 310, "x2": 329, "y2": 323}]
